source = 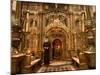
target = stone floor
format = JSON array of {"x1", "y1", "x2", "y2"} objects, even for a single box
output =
[{"x1": 37, "y1": 60, "x2": 78, "y2": 73}]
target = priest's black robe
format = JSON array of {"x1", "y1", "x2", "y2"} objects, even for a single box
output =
[{"x1": 43, "y1": 42, "x2": 51, "y2": 65}]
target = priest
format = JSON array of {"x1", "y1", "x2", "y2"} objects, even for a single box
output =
[{"x1": 43, "y1": 36, "x2": 51, "y2": 66}]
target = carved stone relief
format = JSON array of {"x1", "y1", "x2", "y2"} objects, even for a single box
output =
[{"x1": 45, "y1": 12, "x2": 68, "y2": 26}]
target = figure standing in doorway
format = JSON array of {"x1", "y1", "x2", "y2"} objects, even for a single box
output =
[{"x1": 43, "y1": 36, "x2": 51, "y2": 66}]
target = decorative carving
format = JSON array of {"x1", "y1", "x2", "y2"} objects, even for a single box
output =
[{"x1": 45, "y1": 12, "x2": 68, "y2": 26}]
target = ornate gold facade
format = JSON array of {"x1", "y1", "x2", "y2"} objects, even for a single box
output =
[{"x1": 11, "y1": 0, "x2": 96, "y2": 74}]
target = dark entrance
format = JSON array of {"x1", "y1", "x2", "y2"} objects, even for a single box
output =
[{"x1": 52, "y1": 39, "x2": 62, "y2": 60}]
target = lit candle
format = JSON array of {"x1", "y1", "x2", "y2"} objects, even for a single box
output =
[
  {"x1": 82, "y1": 13, "x2": 85, "y2": 32},
  {"x1": 26, "y1": 12, "x2": 29, "y2": 32}
]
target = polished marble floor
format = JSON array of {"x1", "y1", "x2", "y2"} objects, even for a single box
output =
[{"x1": 37, "y1": 60, "x2": 78, "y2": 73}]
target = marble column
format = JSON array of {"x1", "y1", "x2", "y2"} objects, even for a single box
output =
[
  {"x1": 37, "y1": 12, "x2": 44, "y2": 58},
  {"x1": 67, "y1": 14, "x2": 71, "y2": 50},
  {"x1": 15, "y1": 1, "x2": 21, "y2": 24},
  {"x1": 67, "y1": 13, "x2": 73, "y2": 59},
  {"x1": 12, "y1": 0, "x2": 17, "y2": 11},
  {"x1": 69, "y1": 13, "x2": 73, "y2": 50}
]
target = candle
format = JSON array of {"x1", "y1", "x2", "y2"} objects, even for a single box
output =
[{"x1": 26, "y1": 12, "x2": 29, "y2": 32}]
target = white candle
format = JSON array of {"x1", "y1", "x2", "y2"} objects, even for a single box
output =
[
  {"x1": 82, "y1": 13, "x2": 85, "y2": 32},
  {"x1": 26, "y1": 12, "x2": 29, "y2": 32}
]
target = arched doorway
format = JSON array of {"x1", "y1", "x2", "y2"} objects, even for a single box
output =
[
  {"x1": 52, "y1": 39, "x2": 62, "y2": 60},
  {"x1": 45, "y1": 27, "x2": 69, "y2": 60}
]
